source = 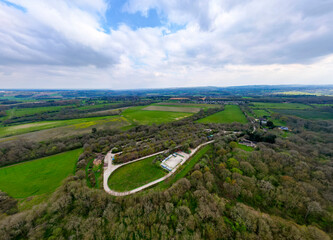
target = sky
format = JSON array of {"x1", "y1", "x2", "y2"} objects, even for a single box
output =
[{"x1": 0, "y1": 0, "x2": 333, "y2": 89}]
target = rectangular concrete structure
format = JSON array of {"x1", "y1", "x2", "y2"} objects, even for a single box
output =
[{"x1": 161, "y1": 152, "x2": 187, "y2": 171}]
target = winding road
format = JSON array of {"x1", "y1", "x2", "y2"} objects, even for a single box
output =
[{"x1": 103, "y1": 140, "x2": 214, "y2": 196}]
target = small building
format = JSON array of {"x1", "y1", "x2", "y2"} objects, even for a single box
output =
[{"x1": 279, "y1": 126, "x2": 289, "y2": 131}]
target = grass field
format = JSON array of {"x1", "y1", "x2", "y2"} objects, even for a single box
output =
[
  {"x1": 122, "y1": 106, "x2": 192, "y2": 125},
  {"x1": 251, "y1": 102, "x2": 311, "y2": 109},
  {"x1": 143, "y1": 105, "x2": 200, "y2": 113},
  {"x1": 4, "y1": 105, "x2": 70, "y2": 119},
  {"x1": 273, "y1": 109, "x2": 333, "y2": 120},
  {"x1": 197, "y1": 105, "x2": 248, "y2": 124},
  {"x1": 75, "y1": 103, "x2": 119, "y2": 111},
  {"x1": 0, "y1": 115, "x2": 129, "y2": 138},
  {"x1": 108, "y1": 155, "x2": 167, "y2": 192},
  {"x1": 252, "y1": 109, "x2": 271, "y2": 118},
  {"x1": 0, "y1": 149, "x2": 82, "y2": 198},
  {"x1": 0, "y1": 104, "x2": 194, "y2": 141},
  {"x1": 0, "y1": 117, "x2": 130, "y2": 144},
  {"x1": 156, "y1": 144, "x2": 212, "y2": 190},
  {"x1": 155, "y1": 102, "x2": 218, "y2": 110}
]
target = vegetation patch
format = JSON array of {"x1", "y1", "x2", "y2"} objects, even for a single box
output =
[
  {"x1": 0, "y1": 149, "x2": 82, "y2": 198},
  {"x1": 108, "y1": 155, "x2": 167, "y2": 192},
  {"x1": 197, "y1": 105, "x2": 248, "y2": 124}
]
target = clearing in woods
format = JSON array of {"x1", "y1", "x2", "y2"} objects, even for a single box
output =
[{"x1": 108, "y1": 155, "x2": 167, "y2": 192}]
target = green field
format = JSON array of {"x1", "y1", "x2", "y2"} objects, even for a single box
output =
[
  {"x1": 155, "y1": 102, "x2": 218, "y2": 110},
  {"x1": 0, "y1": 104, "x2": 195, "y2": 141},
  {"x1": 252, "y1": 109, "x2": 271, "y2": 118},
  {"x1": 122, "y1": 106, "x2": 192, "y2": 125},
  {"x1": 251, "y1": 102, "x2": 311, "y2": 109},
  {"x1": 197, "y1": 105, "x2": 248, "y2": 124},
  {"x1": 0, "y1": 115, "x2": 129, "y2": 138},
  {"x1": 75, "y1": 103, "x2": 119, "y2": 111},
  {"x1": 5, "y1": 105, "x2": 70, "y2": 119},
  {"x1": 143, "y1": 105, "x2": 200, "y2": 113},
  {"x1": 0, "y1": 149, "x2": 82, "y2": 198},
  {"x1": 273, "y1": 109, "x2": 333, "y2": 120},
  {"x1": 108, "y1": 155, "x2": 167, "y2": 192}
]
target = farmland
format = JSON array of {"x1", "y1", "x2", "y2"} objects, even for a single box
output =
[
  {"x1": 143, "y1": 105, "x2": 200, "y2": 113},
  {"x1": 0, "y1": 115, "x2": 130, "y2": 139},
  {"x1": 251, "y1": 102, "x2": 311, "y2": 109},
  {"x1": 0, "y1": 149, "x2": 82, "y2": 198},
  {"x1": 4, "y1": 105, "x2": 71, "y2": 119},
  {"x1": 155, "y1": 102, "x2": 218, "y2": 109},
  {"x1": 122, "y1": 106, "x2": 192, "y2": 125},
  {"x1": 197, "y1": 105, "x2": 248, "y2": 124},
  {"x1": 273, "y1": 109, "x2": 333, "y2": 120},
  {"x1": 252, "y1": 109, "x2": 271, "y2": 118},
  {"x1": 108, "y1": 155, "x2": 167, "y2": 192}
]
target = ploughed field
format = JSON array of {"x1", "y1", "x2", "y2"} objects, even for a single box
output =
[{"x1": 0, "y1": 149, "x2": 82, "y2": 198}]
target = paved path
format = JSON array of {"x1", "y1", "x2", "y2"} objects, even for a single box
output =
[{"x1": 103, "y1": 140, "x2": 214, "y2": 196}]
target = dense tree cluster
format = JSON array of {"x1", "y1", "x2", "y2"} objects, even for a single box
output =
[{"x1": 0, "y1": 159, "x2": 329, "y2": 239}]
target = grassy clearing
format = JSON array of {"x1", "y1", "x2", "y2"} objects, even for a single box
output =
[
  {"x1": 122, "y1": 106, "x2": 192, "y2": 125},
  {"x1": 108, "y1": 155, "x2": 167, "y2": 192},
  {"x1": 156, "y1": 144, "x2": 212, "y2": 190},
  {"x1": 251, "y1": 102, "x2": 311, "y2": 109},
  {"x1": 0, "y1": 115, "x2": 127, "y2": 138},
  {"x1": 143, "y1": 105, "x2": 200, "y2": 113},
  {"x1": 236, "y1": 143, "x2": 253, "y2": 152},
  {"x1": 197, "y1": 105, "x2": 248, "y2": 124},
  {"x1": 0, "y1": 149, "x2": 82, "y2": 198}
]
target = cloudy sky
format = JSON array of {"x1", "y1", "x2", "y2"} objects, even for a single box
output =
[{"x1": 0, "y1": 0, "x2": 333, "y2": 89}]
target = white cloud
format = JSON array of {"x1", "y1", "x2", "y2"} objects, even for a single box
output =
[{"x1": 0, "y1": 0, "x2": 332, "y2": 88}]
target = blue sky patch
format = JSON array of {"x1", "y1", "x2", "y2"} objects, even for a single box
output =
[{"x1": 0, "y1": 0, "x2": 26, "y2": 12}]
